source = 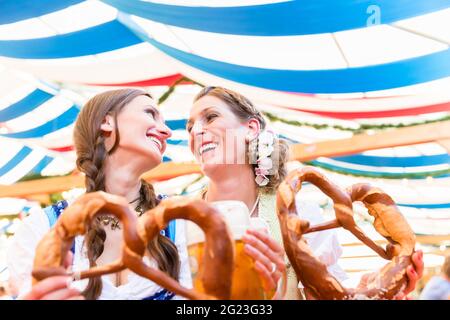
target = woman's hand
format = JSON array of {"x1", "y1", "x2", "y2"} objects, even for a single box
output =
[
  {"x1": 242, "y1": 228, "x2": 286, "y2": 292},
  {"x1": 394, "y1": 250, "x2": 424, "y2": 299},
  {"x1": 21, "y1": 276, "x2": 84, "y2": 300},
  {"x1": 20, "y1": 251, "x2": 84, "y2": 300},
  {"x1": 357, "y1": 250, "x2": 424, "y2": 300}
]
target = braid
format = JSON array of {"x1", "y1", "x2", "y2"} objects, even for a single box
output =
[
  {"x1": 91, "y1": 135, "x2": 107, "y2": 192},
  {"x1": 77, "y1": 136, "x2": 108, "y2": 299},
  {"x1": 139, "y1": 180, "x2": 180, "y2": 280},
  {"x1": 76, "y1": 135, "x2": 107, "y2": 193},
  {"x1": 82, "y1": 218, "x2": 106, "y2": 300}
]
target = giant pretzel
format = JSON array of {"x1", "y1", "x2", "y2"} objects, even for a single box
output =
[
  {"x1": 276, "y1": 166, "x2": 416, "y2": 299},
  {"x1": 32, "y1": 192, "x2": 234, "y2": 300}
]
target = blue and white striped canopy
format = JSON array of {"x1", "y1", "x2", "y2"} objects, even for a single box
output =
[{"x1": 0, "y1": 0, "x2": 449, "y2": 211}]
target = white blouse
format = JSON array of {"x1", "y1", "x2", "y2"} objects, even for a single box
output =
[
  {"x1": 294, "y1": 198, "x2": 348, "y2": 287},
  {"x1": 6, "y1": 205, "x2": 192, "y2": 300}
]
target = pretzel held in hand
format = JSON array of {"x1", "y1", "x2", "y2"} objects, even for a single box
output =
[
  {"x1": 32, "y1": 193, "x2": 234, "y2": 300},
  {"x1": 133, "y1": 197, "x2": 235, "y2": 299},
  {"x1": 276, "y1": 166, "x2": 416, "y2": 299},
  {"x1": 32, "y1": 192, "x2": 144, "y2": 284}
]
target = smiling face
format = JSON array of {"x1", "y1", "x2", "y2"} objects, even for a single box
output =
[
  {"x1": 103, "y1": 95, "x2": 171, "y2": 171},
  {"x1": 187, "y1": 95, "x2": 255, "y2": 173}
]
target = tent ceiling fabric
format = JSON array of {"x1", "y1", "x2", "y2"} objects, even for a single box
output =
[
  {"x1": 0, "y1": 1, "x2": 449, "y2": 214},
  {"x1": 0, "y1": 2, "x2": 448, "y2": 106},
  {"x1": 101, "y1": 0, "x2": 450, "y2": 36},
  {"x1": 0, "y1": 45, "x2": 179, "y2": 85},
  {"x1": 0, "y1": 0, "x2": 83, "y2": 24},
  {"x1": 131, "y1": 32, "x2": 450, "y2": 94}
]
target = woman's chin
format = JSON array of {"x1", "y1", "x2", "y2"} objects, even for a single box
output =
[
  {"x1": 143, "y1": 151, "x2": 163, "y2": 170},
  {"x1": 200, "y1": 160, "x2": 225, "y2": 177}
]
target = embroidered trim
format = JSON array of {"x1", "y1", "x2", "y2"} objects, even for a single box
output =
[
  {"x1": 142, "y1": 288, "x2": 175, "y2": 300},
  {"x1": 44, "y1": 200, "x2": 74, "y2": 254}
]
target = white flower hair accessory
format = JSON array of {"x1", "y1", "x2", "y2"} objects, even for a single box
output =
[{"x1": 252, "y1": 129, "x2": 276, "y2": 187}]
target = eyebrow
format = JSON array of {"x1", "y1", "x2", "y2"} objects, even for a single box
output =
[
  {"x1": 143, "y1": 105, "x2": 161, "y2": 116},
  {"x1": 187, "y1": 107, "x2": 217, "y2": 128}
]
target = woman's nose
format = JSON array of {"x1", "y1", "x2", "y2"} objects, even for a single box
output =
[
  {"x1": 191, "y1": 119, "x2": 206, "y2": 136},
  {"x1": 157, "y1": 121, "x2": 172, "y2": 139}
]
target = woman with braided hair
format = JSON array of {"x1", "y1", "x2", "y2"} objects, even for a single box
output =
[
  {"x1": 186, "y1": 86, "x2": 424, "y2": 299},
  {"x1": 7, "y1": 89, "x2": 188, "y2": 300},
  {"x1": 7, "y1": 88, "x2": 286, "y2": 300}
]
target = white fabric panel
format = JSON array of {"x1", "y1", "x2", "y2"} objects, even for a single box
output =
[
  {"x1": 164, "y1": 144, "x2": 195, "y2": 162},
  {"x1": 333, "y1": 24, "x2": 447, "y2": 67},
  {"x1": 0, "y1": 44, "x2": 178, "y2": 84},
  {"x1": 0, "y1": 85, "x2": 36, "y2": 111},
  {"x1": 0, "y1": 139, "x2": 24, "y2": 168},
  {"x1": 40, "y1": 158, "x2": 74, "y2": 176},
  {"x1": 0, "y1": 70, "x2": 35, "y2": 98},
  {"x1": 39, "y1": 1, "x2": 117, "y2": 34},
  {"x1": 0, "y1": 1, "x2": 116, "y2": 40},
  {"x1": 0, "y1": 18, "x2": 57, "y2": 40},
  {"x1": 156, "y1": 21, "x2": 346, "y2": 70},
  {"x1": 129, "y1": 12, "x2": 448, "y2": 69},
  {"x1": 3, "y1": 96, "x2": 74, "y2": 132},
  {"x1": 0, "y1": 149, "x2": 46, "y2": 184},
  {"x1": 395, "y1": 8, "x2": 450, "y2": 44},
  {"x1": 30, "y1": 125, "x2": 75, "y2": 149},
  {"x1": 151, "y1": 58, "x2": 450, "y2": 111}
]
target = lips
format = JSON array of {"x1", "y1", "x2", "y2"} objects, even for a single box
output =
[
  {"x1": 146, "y1": 132, "x2": 164, "y2": 153},
  {"x1": 199, "y1": 142, "x2": 218, "y2": 155}
]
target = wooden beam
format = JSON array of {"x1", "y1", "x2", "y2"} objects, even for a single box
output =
[
  {"x1": 0, "y1": 174, "x2": 84, "y2": 198},
  {"x1": 1, "y1": 121, "x2": 449, "y2": 198},
  {"x1": 0, "y1": 163, "x2": 203, "y2": 198},
  {"x1": 141, "y1": 162, "x2": 201, "y2": 182},
  {"x1": 26, "y1": 194, "x2": 51, "y2": 205},
  {"x1": 147, "y1": 121, "x2": 450, "y2": 179},
  {"x1": 437, "y1": 138, "x2": 450, "y2": 153},
  {"x1": 414, "y1": 234, "x2": 450, "y2": 245},
  {"x1": 290, "y1": 120, "x2": 450, "y2": 161}
]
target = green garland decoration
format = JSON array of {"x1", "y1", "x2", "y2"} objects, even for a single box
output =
[
  {"x1": 180, "y1": 174, "x2": 205, "y2": 195},
  {"x1": 18, "y1": 171, "x2": 72, "y2": 182},
  {"x1": 156, "y1": 76, "x2": 449, "y2": 135},
  {"x1": 263, "y1": 111, "x2": 450, "y2": 134},
  {"x1": 49, "y1": 192, "x2": 64, "y2": 204},
  {"x1": 16, "y1": 78, "x2": 448, "y2": 183},
  {"x1": 158, "y1": 76, "x2": 204, "y2": 105}
]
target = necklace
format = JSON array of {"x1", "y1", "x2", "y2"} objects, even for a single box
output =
[
  {"x1": 129, "y1": 196, "x2": 140, "y2": 205},
  {"x1": 249, "y1": 194, "x2": 260, "y2": 217},
  {"x1": 100, "y1": 196, "x2": 143, "y2": 230}
]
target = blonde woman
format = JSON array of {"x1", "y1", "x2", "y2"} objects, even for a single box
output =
[{"x1": 186, "y1": 86, "x2": 423, "y2": 299}]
